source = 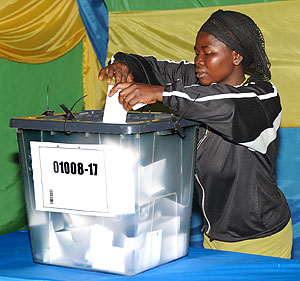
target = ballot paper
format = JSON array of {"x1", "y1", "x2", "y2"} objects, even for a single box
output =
[
  {"x1": 87, "y1": 224, "x2": 130, "y2": 273},
  {"x1": 103, "y1": 85, "x2": 127, "y2": 124},
  {"x1": 103, "y1": 85, "x2": 146, "y2": 124}
]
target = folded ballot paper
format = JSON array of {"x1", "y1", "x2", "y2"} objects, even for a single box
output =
[
  {"x1": 41, "y1": 193, "x2": 188, "y2": 275},
  {"x1": 103, "y1": 85, "x2": 146, "y2": 124}
]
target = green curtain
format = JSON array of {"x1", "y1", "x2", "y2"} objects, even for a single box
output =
[
  {"x1": 104, "y1": 0, "x2": 285, "y2": 11},
  {"x1": 0, "y1": 43, "x2": 83, "y2": 235}
]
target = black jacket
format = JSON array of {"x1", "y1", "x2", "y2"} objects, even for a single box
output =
[{"x1": 112, "y1": 52, "x2": 291, "y2": 242}]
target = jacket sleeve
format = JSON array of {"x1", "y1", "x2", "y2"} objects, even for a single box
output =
[
  {"x1": 112, "y1": 52, "x2": 281, "y2": 153},
  {"x1": 163, "y1": 80, "x2": 282, "y2": 154},
  {"x1": 112, "y1": 52, "x2": 198, "y2": 86}
]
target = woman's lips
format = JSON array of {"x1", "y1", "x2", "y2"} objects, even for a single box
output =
[{"x1": 196, "y1": 71, "x2": 206, "y2": 79}]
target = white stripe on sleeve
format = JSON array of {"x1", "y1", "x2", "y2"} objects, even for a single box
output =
[{"x1": 239, "y1": 111, "x2": 281, "y2": 154}]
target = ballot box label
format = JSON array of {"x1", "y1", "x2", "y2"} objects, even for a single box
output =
[{"x1": 30, "y1": 141, "x2": 135, "y2": 216}]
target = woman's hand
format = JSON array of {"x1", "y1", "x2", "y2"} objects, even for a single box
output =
[
  {"x1": 99, "y1": 61, "x2": 134, "y2": 84},
  {"x1": 109, "y1": 82, "x2": 164, "y2": 111}
]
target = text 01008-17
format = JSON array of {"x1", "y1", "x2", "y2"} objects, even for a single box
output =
[{"x1": 52, "y1": 161, "x2": 98, "y2": 176}]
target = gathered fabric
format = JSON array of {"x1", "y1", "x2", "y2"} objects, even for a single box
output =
[
  {"x1": 0, "y1": 0, "x2": 106, "y2": 109},
  {"x1": 0, "y1": 1, "x2": 85, "y2": 63}
]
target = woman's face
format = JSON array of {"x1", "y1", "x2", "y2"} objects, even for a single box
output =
[{"x1": 194, "y1": 31, "x2": 243, "y2": 86}]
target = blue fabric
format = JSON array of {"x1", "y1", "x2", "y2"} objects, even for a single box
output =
[
  {"x1": 276, "y1": 127, "x2": 300, "y2": 259},
  {"x1": 190, "y1": 127, "x2": 300, "y2": 259},
  {"x1": 190, "y1": 192, "x2": 204, "y2": 247},
  {"x1": 76, "y1": 0, "x2": 109, "y2": 67},
  {"x1": 1, "y1": 231, "x2": 300, "y2": 280}
]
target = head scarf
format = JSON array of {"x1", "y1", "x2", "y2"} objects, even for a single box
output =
[{"x1": 200, "y1": 10, "x2": 271, "y2": 81}]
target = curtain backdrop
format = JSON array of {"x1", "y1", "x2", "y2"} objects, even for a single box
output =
[
  {"x1": 0, "y1": 1, "x2": 85, "y2": 63},
  {"x1": 77, "y1": 0, "x2": 110, "y2": 109},
  {"x1": 77, "y1": 0, "x2": 108, "y2": 67},
  {"x1": 105, "y1": 0, "x2": 282, "y2": 11},
  {"x1": 0, "y1": 0, "x2": 108, "y2": 110}
]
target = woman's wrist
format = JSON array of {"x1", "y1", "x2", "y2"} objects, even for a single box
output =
[{"x1": 155, "y1": 86, "x2": 164, "y2": 102}]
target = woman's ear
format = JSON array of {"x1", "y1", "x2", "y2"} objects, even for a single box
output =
[{"x1": 233, "y1": 51, "x2": 243, "y2": 66}]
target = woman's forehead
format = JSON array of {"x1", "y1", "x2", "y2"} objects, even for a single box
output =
[{"x1": 195, "y1": 31, "x2": 228, "y2": 49}]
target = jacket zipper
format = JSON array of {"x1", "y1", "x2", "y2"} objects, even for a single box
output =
[
  {"x1": 196, "y1": 127, "x2": 209, "y2": 149},
  {"x1": 195, "y1": 127, "x2": 211, "y2": 235}
]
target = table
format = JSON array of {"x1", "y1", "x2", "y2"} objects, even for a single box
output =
[{"x1": 1, "y1": 231, "x2": 300, "y2": 280}]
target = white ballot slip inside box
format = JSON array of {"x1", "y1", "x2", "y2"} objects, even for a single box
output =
[
  {"x1": 103, "y1": 85, "x2": 146, "y2": 124},
  {"x1": 30, "y1": 141, "x2": 136, "y2": 216}
]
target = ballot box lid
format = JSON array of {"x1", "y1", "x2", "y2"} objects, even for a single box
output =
[{"x1": 10, "y1": 110, "x2": 197, "y2": 135}]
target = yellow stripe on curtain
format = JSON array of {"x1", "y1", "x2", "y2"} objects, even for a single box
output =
[
  {"x1": 0, "y1": 0, "x2": 103, "y2": 109},
  {"x1": 105, "y1": 0, "x2": 300, "y2": 127},
  {"x1": 82, "y1": 35, "x2": 107, "y2": 110},
  {"x1": 0, "y1": 0, "x2": 85, "y2": 63}
]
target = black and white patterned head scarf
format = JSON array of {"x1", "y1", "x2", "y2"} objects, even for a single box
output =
[{"x1": 200, "y1": 9, "x2": 271, "y2": 82}]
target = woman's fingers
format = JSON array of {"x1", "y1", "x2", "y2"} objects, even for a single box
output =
[
  {"x1": 107, "y1": 82, "x2": 164, "y2": 111},
  {"x1": 99, "y1": 62, "x2": 132, "y2": 84},
  {"x1": 108, "y1": 82, "x2": 131, "y2": 97}
]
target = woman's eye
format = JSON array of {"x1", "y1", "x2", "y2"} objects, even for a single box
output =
[{"x1": 204, "y1": 52, "x2": 212, "y2": 56}]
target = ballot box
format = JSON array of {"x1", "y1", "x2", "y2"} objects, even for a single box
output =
[{"x1": 10, "y1": 110, "x2": 197, "y2": 276}]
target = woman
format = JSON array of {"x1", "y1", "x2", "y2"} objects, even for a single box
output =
[{"x1": 99, "y1": 10, "x2": 292, "y2": 258}]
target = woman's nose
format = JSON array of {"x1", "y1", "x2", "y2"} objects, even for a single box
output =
[{"x1": 195, "y1": 54, "x2": 204, "y2": 65}]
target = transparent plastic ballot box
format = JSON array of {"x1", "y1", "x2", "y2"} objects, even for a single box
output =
[{"x1": 10, "y1": 110, "x2": 198, "y2": 276}]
